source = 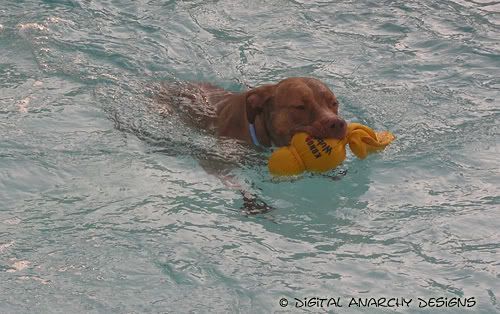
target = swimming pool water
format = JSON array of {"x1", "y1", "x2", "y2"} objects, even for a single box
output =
[{"x1": 1, "y1": 0, "x2": 499, "y2": 313}]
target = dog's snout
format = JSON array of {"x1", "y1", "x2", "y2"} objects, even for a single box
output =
[
  {"x1": 330, "y1": 119, "x2": 346, "y2": 130},
  {"x1": 297, "y1": 116, "x2": 347, "y2": 140},
  {"x1": 323, "y1": 116, "x2": 347, "y2": 139}
]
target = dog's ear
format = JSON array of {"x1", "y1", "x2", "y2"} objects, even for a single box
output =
[{"x1": 245, "y1": 84, "x2": 275, "y2": 124}]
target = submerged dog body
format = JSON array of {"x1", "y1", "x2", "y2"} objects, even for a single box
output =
[
  {"x1": 156, "y1": 77, "x2": 347, "y2": 147},
  {"x1": 154, "y1": 77, "x2": 347, "y2": 213}
]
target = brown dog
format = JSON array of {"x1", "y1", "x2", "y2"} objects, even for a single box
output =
[
  {"x1": 156, "y1": 77, "x2": 346, "y2": 146},
  {"x1": 155, "y1": 77, "x2": 347, "y2": 213},
  {"x1": 215, "y1": 77, "x2": 346, "y2": 146}
]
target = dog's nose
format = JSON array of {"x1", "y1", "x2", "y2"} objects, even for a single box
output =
[
  {"x1": 330, "y1": 119, "x2": 346, "y2": 131},
  {"x1": 293, "y1": 116, "x2": 348, "y2": 140},
  {"x1": 324, "y1": 116, "x2": 347, "y2": 139}
]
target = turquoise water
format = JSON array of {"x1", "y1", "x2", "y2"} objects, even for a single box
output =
[{"x1": 1, "y1": 0, "x2": 499, "y2": 313}]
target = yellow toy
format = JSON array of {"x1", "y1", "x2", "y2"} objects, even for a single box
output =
[{"x1": 268, "y1": 123, "x2": 395, "y2": 176}]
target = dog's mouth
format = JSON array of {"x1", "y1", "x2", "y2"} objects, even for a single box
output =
[
  {"x1": 271, "y1": 121, "x2": 348, "y2": 147},
  {"x1": 290, "y1": 122, "x2": 347, "y2": 142}
]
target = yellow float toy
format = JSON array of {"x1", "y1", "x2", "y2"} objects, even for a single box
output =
[{"x1": 268, "y1": 123, "x2": 395, "y2": 176}]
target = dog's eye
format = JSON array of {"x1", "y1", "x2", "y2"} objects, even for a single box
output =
[{"x1": 294, "y1": 105, "x2": 306, "y2": 110}]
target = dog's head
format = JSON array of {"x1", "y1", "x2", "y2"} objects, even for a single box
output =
[{"x1": 246, "y1": 77, "x2": 347, "y2": 147}]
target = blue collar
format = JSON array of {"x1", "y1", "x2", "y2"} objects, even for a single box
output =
[{"x1": 249, "y1": 123, "x2": 260, "y2": 146}]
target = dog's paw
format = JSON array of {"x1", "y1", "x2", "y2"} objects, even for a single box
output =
[{"x1": 240, "y1": 191, "x2": 273, "y2": 215}]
